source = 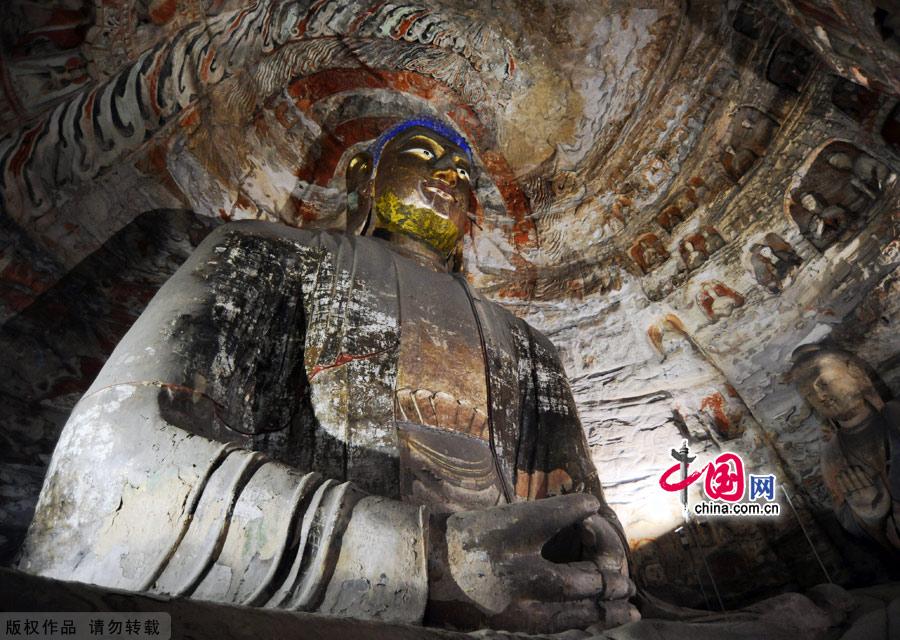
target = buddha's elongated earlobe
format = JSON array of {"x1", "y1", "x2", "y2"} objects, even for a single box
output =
[{"x1": 346, "y1": 151, "x2": 374, "y2": 235}]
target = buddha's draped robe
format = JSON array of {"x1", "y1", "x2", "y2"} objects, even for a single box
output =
[{"x1": 19, "y1": 221, "x2": 615, "y2": 623}]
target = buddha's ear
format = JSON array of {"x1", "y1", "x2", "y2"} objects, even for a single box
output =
[
  {"x1": 346, "y1": 151, "x2": 373, "y2": 195},
  {"x1": 345, "y1": 151, "x2": 374, "y2": 234}
]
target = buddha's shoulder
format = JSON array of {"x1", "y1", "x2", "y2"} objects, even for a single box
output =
[
  {"x1": 473, "y1": 294, "x2": 560, "y2": 354},
  {"x1": 207, "y1": 220, "x2": 348, "y2": 249},
  {"x1": 819, "y1": 435, "x2": 844, "y2": 469}
]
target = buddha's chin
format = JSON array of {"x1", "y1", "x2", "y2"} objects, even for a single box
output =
[
  {"x1": 419, "y1": 194, "x2": 453, "y2": 220},
  {"x1": 374, "y1": 192, "x2": 460, "y2": 256}
]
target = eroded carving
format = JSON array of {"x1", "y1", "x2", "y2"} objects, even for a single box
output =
[
  {"x1": 647, "y1": 314, "x2": 693, "y2": 358},
  {"x1": 721, "y1": 107, "x2": 780, "y2": 181},
  {"x1": 630, "y1": 233, "x2": 670, "y2": 274},
  {"x1": 679, "y1": 234, "x2": 708, "y2": 271},
  {"x1": 788, "y1": 141, "x2": 892, "y2": 251},
  {"x1": 750, "y1": 233, "x2": 802, "y2": 293},
  {"x1": 656, "y1": 187, "x2": 701, "y2": 232},
  {"x1": 679, "y1": 227, "x2": 724, "y2": 272},
  {"x1": 700, "y1": 390, "x2": 746, "y2": 440},
  {"x1": 766, "y1": 37, "x2": 814, "y2": 93},
  {"x1": 656, "y1": 205, "x2": 685, "y2": 233},
  {"x1": 697, "y1": 281, "x2": 745, "y2": 322},
  {"x1": 732, "y1": 2, "x2": 765, "y2": 40},
  {"x1": 831, "y1": 77, "x2": 880, "y2": 122}
]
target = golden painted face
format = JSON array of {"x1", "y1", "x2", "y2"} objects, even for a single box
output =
[{"x1": 351, "y1": 126, "x2": 472, "y2": 258}]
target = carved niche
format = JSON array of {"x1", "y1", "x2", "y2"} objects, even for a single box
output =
[
  {"x1": 766, "y1": 38, "x2": 814, "y2": 93},
  {"x1": 787, "y1": 141, "x2": 892, "y2": 251},
  {"x1": 824, "y1": 28, "x2": 868, "y2": 62},
  {"x1": 678, "y1": 227, "x2": 725, "y2": 272},
  {"x1": 656, "y1": 206, "x2": 684, "y2": 233},
  {"x1": 630, "y1": 233, "x2": 670, "y2": 274},
  {"x1": 883, "y1": 102, "x2": 900, "y2": 152},
  {"x1": 655, "y1": 188, "x2": 699, "y2": 232},
  {"x1": 721, "y1": 107, "x2": 780, "y2": 181},
  {"x1": 700, "y1": 390, "x2": 746, "y2": 440},
  {"x1": 696, "y1": 281, "x2": 745, "y2": 322},
  {"x1": 732, "y1": 2, "x2": 765, "y2": 40},
  {"x1": 749, "y1": 233, "x2": 802, "y2": 293},
  {"x1": 831, "y1": 77, "x2": 880, "y2": 123},
  {"x1": 874, "y1": 5, "x2": 900, "y2": 53}
]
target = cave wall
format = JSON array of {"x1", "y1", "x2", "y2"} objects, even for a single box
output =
[{"x1": 0, "y1": 0, "x2": 898, "y2": 607}]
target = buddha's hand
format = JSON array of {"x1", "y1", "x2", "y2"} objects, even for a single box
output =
[
  {"x1": 838, "y1": 467, "x2": 885, "y2": 517},
  {"x1": 425, "y1": 493, "x2": 639, "y2": 634}
]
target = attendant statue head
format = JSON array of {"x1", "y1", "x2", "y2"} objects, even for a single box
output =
[
  {"x1": 345, "y1": 116, "x2": 475, "y2": 269},
  {"x1": 790, "y1": 345, "x2": 884, "y2": 429}
]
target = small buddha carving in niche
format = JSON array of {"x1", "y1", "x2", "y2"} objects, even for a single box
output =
[
  {"x1": 678, "y1": 227, "x2": 725, "y2": 273},
  {"x1": 680, "y1": 234, "x2": 708, "y2": 271},
  {"x1": 766, "y1": 38, "x2": 814, "y2": 93},
  {"x1": 831, "y1": 76, "x2": 880, "y2": 123},
  {"x1": 788, "y1": 141, "x2": 892, "y2": 251},
  {"x1": 721, "y1": 107, "x2": 779, "y2": 181},
  {"x1": 697, "y1": 281, "x2": 745, "y2": 322},
  {"x1": 630, "y1": 233, "x2": 669, "y2": 274},
  {"x1": 750, "y1": 232, "x2": 802, "y2": 293}
]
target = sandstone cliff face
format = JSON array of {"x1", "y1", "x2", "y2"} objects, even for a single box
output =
[{"x1": 0, "y1": 0, "x2": 898, "y2": 607}]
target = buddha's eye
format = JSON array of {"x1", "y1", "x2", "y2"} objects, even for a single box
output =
[
  {"x1": 457, "y1": 167, "x2": 470, "y2": 181},
  {"x1": 402, "y1": 147, "x2": 435, "y2": 160}
]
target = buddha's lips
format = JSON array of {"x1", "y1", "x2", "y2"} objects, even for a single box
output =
[{"x1": 420, "y1": 178, "x2": 457, "y2": 216}]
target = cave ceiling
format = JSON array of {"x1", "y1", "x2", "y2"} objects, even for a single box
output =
[{"x1": 1, "y1": 0, "x2": 899, "y2": 605}]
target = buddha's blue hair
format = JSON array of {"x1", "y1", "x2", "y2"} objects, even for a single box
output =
[{"x1": 371, "y1": 116, "x2": 474, "y2": 167}]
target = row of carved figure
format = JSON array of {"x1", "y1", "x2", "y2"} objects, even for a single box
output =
[
  {"x1": 631, "y1": 229, "x2": 800, "y2": 321},
  {"x1": 628, "y1": 137, "x2": 894, "y2": 313},
  {"x1": 636, "y1": 23, "x2": 898, "y2": 278},
  {"x1": 736, "y1": 0, "x2": 900, "y2": 108},
  {"x1": 639, "y1": 139, "x2": 892, "y2": 266}
]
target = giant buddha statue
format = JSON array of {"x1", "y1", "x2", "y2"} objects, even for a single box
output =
[{"x1": 17, "y1": 117, "x2": 638, "y2": 633}]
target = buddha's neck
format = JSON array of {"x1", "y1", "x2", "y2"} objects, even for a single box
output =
[
  {"x1": 375, "y1": 230, "x2": 452, "y2": 273},
  {"x1": 835, "y1": 404, "x2": 879, "y2": 431}
]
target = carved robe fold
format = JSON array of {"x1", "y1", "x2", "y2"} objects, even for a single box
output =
[{"x1": 19, "y1": 221, "x2": 612, "y2": 623}]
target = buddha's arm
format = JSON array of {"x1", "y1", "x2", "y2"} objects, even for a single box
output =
[
  {"x1": 521, "y1": 324, "x2": 629, "y2": 546},
  {"x1": 18, "y1": 222, "x2": 428, "y2": 623},
  {"x1": 432, "y1": 318, "x2": 638, "y2": 631}
]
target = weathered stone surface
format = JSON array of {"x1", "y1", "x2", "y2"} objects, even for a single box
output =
[
  {"x1": 887, "y1": 598, "x2": 900, "y2": 639},
  {"x1": 849, "y1": 583, "x2": 900, "y2": 604},
  {"x1": 804, "y1": 583, "x2": 856, "y2": 625},
  {"x1": 0, "y1": 568, "x2": 463, "y2": 640},
  {"x1": 0, "y1": 568, "x2": 864, "y2": 640},
  {"x1": 0, "y1": 210, "x2": 217, "y2": 565},
  {"x1": 837, "y1": 608, "x2": 889, "y2": 640}
]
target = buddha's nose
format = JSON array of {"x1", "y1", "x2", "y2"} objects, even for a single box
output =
[{"x1": 432, "y1": 167, "x2": 457, "y2": 186}]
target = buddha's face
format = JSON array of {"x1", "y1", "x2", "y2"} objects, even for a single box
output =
[
  {"x1": 363, "y1": 126, "x2": 472, "y2": 257},
  {"x1": 802, "y1": 355, "x2": 871, "y2": 424}
]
